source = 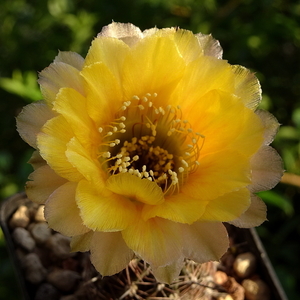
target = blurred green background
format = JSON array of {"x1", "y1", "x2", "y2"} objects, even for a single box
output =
[{"x1": 0, "y1": 0, "x2": 299, "y2": 299}]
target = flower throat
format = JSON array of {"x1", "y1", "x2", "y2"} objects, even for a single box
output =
[{"x1": 98, "y1": 93, "x2": 204, "y2": 196}]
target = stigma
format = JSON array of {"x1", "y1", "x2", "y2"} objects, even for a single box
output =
[{"x1": 98, "y1": 93, "x2": 204, "y2": 196}]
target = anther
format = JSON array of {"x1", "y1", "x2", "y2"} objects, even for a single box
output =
[
  {"x1": 181, "y1": 160, "x2": 189, "y2": 167},
  {"x1": 102, "y1": 152, "x2": 111, "y2": 158}
]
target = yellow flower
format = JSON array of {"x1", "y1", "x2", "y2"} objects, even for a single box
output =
[{"x1": 17, "y1": 22, "x2": 283, "y2": 283}]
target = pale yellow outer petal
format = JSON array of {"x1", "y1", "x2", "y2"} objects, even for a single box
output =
[
  {"x1": 228, "y1": 194, "x2": 267, "y2": 228},
  {"x1": 28, "y1": 151, "x2": 46, "y2": 170},
  {"x1": 196, "y1": 32, "x2": 223, "y2": 59},
  {"x1": 38, "y1": 62, "x2": 85, "y2": 105},
  {"x1": 231, "y1": 65, "x2": 261, "y2": 110},
  {"x1": 70, "y1": 231, "x2": 93, "y2": 252},
  {"x1": 256, "y1": 109, "x2": 280, "y2": 145},
  {"x1": 182, "y1": 222, "x2": 229, "y2": 263},
  {"x1": 16, "y1": 101, "x2": 56, "y2": 148},
  {"x1": 98, "y1": 22, "x2": 143, "y2": 47},
  {"x1": 249, "y1": 145, "x2": 283, "y2": 193},
  {"x1": 151, "y1": 257, "x2": 184, "y2": 284},
  {"x1": 26, "y1": 164, "x2": 67, "y2": 204},
  {"x1": 76, "y1": 180, "x2": 138, "y2": 232},
  {"x1": 106, "y1": 173, "x2": 164, "y2": 205},
  {"x1": 54, "y1": 51, "x2": 84, "y2": 70},
  {"x1": 37, "y1": 115, "x2": 84, "y2": 182},
  {"x1": 44, "y1": 182, "x2": 90, "y2": 236},
  {"x1": 122, "y1": 216, "x2": 182, "y2": 268},
  {"x1": 90, "y1": 231, "x2": 134, "y2": 276},
  {"x1": 200, "y1": 188, "x2": 251, "y2": 222}
]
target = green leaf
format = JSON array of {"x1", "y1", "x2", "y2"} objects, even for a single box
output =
[{"x1": 258, "y1": 190, "x2": 294, "y2": 216}]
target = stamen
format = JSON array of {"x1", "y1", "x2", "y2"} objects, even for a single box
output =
[{"x1": 97, "y1": 98, "x2": 204, "y2": 197}]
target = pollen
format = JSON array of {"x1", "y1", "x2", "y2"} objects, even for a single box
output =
[{"x1": 97, "y1": 92, "x2": 204, "y2": 196}]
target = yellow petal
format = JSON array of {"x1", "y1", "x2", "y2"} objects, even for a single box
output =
[
  {"x1": 53, "y1": 87, "x2": 99, "y2": 148},
  {"x1": 176, "y1": 56, "x2": 234, "y2": 109},
  {"x1": 151, "y1": 257, "x2": 184, "y2": 284},
  {"x1": 44, "y1": 182, "x2": 90, "y2": 236},
  {"x1": 81, "y1": 63, "x2": 123, "y2": 126},
  {"x1": 173, "y1": 29, "x2": 203, "y2": 63},
  {"x1": 106, "y1": 173, "x2": 164, "y2": 205},
  {"x1": 142, "y1": 192, "x2": 207, "y2": 224},
  {"x1": 76, "y1": 179, "x2": 138, "y2": 231},
  {"x1": 16, "y1": 101, "x2": 55, "y2": 148},
  {"x1": 122, "y1": 216, "x2": 182, "y2": 268},
  {"x1": 26, "y1": 164, "x2": 67, "y2": 204},
  {"x1": 121, "y1": 34, "x2": 185, "y2": 106},
  {"x1": 229, "y1": 194, "x2": 267, "y2": 228},
  {"x1": 249, "y1": 145, "x2": 283, "y2": 193},
  {"x1": 66, "y1": 137, "x2": 104, "y2": 184},
  {"x1": 182, "y1": 222, "x2": 229, "y2": 263},
  {"x1": 183, "y1": 150, "x2": 251, "y2": 201},
  {"x1": 54, "y1": 51, "x2": 84, "y2": 70},
  {"x1": 37, "y1": 115, "x2": 83, "y2": 181},
  {"x1": 84, "y1": 36, "x2": 130, "y2": 81},
  {"x1": 70, "y1": 231, "x2": 93, "y2": 252},
  {"x1": 200, "y1": 188, "x2": 251, "y2": 222},
  {"x1": 38, "y1": 62, "x2": 85, "y2": 105},
  {"x1": 231, "y1": 65, "x2": 261, "y2": 110},
  {"x1": 90, "y1": 231, "x2": 134, "y2": 276},
  {"x1": 184, "y1": 89, "x2": 264, "y2": 158}
]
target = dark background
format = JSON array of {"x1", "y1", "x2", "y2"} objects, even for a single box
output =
[{"x1": 1, "y1": 0, "x2": 299, "y2": 299}]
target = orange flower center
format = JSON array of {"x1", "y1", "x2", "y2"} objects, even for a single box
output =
[{"x1": 98, "y1": 93, "x2": 204, "y2": 195}]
